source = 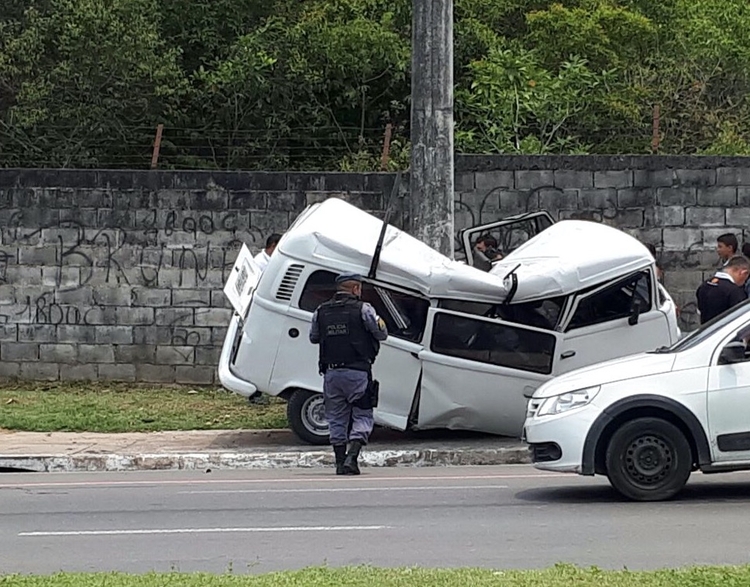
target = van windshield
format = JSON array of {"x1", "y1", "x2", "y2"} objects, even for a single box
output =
[{"x1": 651, "y1": 299, "x2": 750, "y2": 354}]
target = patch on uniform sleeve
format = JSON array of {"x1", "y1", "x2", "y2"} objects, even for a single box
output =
[{"x1": 377, "y1": 317, "x2": 386, "y2": 330}]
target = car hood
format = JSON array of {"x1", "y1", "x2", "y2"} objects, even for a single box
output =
[{"x1": 534, "y1": 351, "x2": 677, "y2": 398}]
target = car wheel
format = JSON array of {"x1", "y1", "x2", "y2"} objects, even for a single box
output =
[
  {"x1": 605, "y1": 417, "x2": 692, "y2": 502},
  {"x1": 287, "y1": 389, "x2": 330, "y2": 445}
]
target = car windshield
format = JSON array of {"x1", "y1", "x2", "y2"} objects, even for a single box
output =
[{"x1": 651, "y1": 299, "x2": 750, "y2": 353}]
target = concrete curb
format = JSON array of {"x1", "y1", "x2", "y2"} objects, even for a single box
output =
[{"x1": 0, "y1": 446, "x2": 532, "y2": 473}]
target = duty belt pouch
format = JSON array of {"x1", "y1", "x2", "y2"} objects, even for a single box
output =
[
  {"x1": 369, "y1": 378, "x2": 380, "y2": 409},
  {"x1": 352, "y1": 375, "x2": 379, "y2": 410}
]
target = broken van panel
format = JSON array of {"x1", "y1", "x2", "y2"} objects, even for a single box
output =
[
  {"x1": 278, "y1": 197, "x2": 513, "y2": 303},
  {"x1": 219, "y1": 197, "x2": 681, "y2": 445},
  {"x1": 489, "y1": 219, "x2": 659, "y2": 303}
]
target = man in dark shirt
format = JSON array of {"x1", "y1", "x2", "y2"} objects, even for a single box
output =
[{"x1": 696, "y1": 256, "x2": 750, "y2": 324}]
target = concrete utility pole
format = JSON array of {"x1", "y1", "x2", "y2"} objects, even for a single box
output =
[{"x1": 410, "y1": 0, "x2": 455, "y2": 259}]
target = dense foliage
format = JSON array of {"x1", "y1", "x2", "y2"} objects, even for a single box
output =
[{"x1": 2, "y1": 0, "x2": 750, "y2": 170}]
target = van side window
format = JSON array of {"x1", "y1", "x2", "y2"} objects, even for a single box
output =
[
  {"x1": 431, "y1": 312, "x2": 556, "y2": 375},
  {"x1": 567, "y1": 270, "x2": 652, "y2": 331},
  {"x1": 298, "y1": 270, "x2": 337, "y2": 312},
  {"x1": 437, "y1": 298, "x2": 565, "y2": 330},
  {"x1": 298, "y1": 270, "x2": 429, "y2": 343}
]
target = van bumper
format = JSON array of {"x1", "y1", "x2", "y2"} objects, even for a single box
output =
[{"x1": 218, "y1": 313, "x2": 258, "y2": 397}]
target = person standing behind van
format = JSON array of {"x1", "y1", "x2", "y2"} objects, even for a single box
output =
[
  {"x1": 716, "y1": 233, "x2": 739, "y2": 266},
  {"x1": 253, "y1": 233, "x2": 282, "y2": 272},
  {"x1": 309, "y1": 273, "x2": 388, "y2": 475},
  {"x1": 742, "y1": 243, "x2": 750, "y2": 299},
  {"x1": 696, "y1": 256, "x2": 750, "y2": 324}
]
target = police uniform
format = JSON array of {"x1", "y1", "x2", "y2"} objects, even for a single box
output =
[
  {"x1": 696, "y1": 272, "x2": 747, "y2": 324},
  {"x1": 309, "y1": 273, "x2": 388, "y2": 475}
]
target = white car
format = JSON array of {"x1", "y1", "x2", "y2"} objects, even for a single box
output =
[
  {"x1": 524, "y1": 299, "x2": 750, "y2": 501},
  {"x1": 219, "y1": 197, "x2": 681, "y2": 445}
]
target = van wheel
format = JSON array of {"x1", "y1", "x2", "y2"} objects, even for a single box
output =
[
  {"x1": 605, "y1": 417, "x2": 692, "y2": 502},
  {"x1": 287, "y1": 389, "x2": 329, "y2": 445}
]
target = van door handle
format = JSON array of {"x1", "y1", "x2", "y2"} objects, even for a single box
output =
[{"x1": 561, "y1": 350, "x2": 576, "y2": 359}]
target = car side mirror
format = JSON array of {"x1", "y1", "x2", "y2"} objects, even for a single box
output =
[
  {"x1": 719, "y1": 341, "x2": 746, "y2": 365},
  {"x1": 628, "y1": 297, "x2": 643, "y2": 326}
]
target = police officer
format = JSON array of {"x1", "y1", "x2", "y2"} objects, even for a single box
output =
[
  {"x1": 309, "y1": 273, "x2": 388, "y2": 475},
  {"x1": 696, "y1": 255, "x2": 750, "y2": 324}
]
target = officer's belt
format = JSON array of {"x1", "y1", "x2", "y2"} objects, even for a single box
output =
[
  {"x1": 325, "y1": 363, "x2": 351, "y2": 370},
  {"x1": 325, "y1": 363, "x2": 369, "y2": 370}
]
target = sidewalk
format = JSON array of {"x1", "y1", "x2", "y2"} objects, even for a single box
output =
[{"x1": 0, "y1": 427, "x2": 531, "y2": 472}]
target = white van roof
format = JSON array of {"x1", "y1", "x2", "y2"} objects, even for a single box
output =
[
  {"x1": 278, "y1": 198, "x2": 511, "y2": 303},
  {"x1": 278, "y1": 198, "x2": 654, "y2": 304},
  {"x1": 489, "y1": 220, "x2": 654, "y2": 302}
]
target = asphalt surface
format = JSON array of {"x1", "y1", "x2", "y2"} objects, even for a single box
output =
[{"x1": 2, "y1": 465, "x2": 750, "y2": 575}]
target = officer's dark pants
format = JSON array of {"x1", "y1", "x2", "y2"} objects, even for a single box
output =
[{"x1": 323, "y1": 368, "x2": 373, "y2": 446}]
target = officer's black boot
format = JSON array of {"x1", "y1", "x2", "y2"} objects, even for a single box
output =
[
  {"x1": 343, "y1": 440, "x2": 363, "y2": 475},
  {"x1": 333, "y1": 444, "x2": 347, "y2": 475}
]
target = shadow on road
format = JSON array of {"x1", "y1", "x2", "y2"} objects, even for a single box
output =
[{"x1": 514, "y1": 480, "x2": 750, "y2": 504}]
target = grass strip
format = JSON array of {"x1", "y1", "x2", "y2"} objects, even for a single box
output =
[
  {"x1": 0, "y1": 382, "x2": 287, "y2": 433},
  {"x1": 3, "y1": 565, "x2": 750, "y2": 587}
]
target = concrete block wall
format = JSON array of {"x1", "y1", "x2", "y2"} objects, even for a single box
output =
[
  {"x1": 0, "y1": 170, "x2": 396, "y2": 383},
  {"x1": 2, "y1": 155, "x2": 750, "y2": 382},
  {"x1": 455, "y1": 155, "x2": 750, "y2": 331}
]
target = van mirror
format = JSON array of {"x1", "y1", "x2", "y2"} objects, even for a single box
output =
[
  {"x1": 719, "y1": 341, "x2": 747, "y2": 364},
  {"x1": 628, "y1": 297, "x2": 643, "y2": 326}
]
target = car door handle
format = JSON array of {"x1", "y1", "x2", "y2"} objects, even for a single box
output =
[{"x1": 561, "y1": 350, "x2": 576, "y2": 359}]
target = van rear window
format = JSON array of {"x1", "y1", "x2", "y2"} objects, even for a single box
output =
[
  {"x1": 430, "y1": 312, "x2": 556, "y2": 375},
  {"x1": 299, "y1": 270, "x2": 429, "y2": 343}
]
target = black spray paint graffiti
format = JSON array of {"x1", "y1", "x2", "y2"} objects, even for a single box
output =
[
  {"x1": 6, "y1": 210, "x2": 263, "y2": 291},
  {"x1": 0, "y1": 250, "x2": 10, "y2": 283},
  {"x1": 4, "y1": 291, "x2": 210, "y2": 348}
]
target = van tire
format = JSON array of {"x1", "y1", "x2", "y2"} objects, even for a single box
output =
[
  {"x1": 287, "y1": 389, "x2": 330, "y2": 445},
  {"x1": 605, "y1": 417, "x2": 692, "y2": 502}
]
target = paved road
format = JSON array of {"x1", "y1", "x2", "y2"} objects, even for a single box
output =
[{"x1": 2, "y1": 465, "x2": 750, "y2": 574}]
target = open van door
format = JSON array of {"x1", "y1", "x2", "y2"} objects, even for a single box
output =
[
  {"x1": 416, "y1": 306, "x2": 562, "y2": 437},
  {"x1": 461, "y1": 211, "x2": 555, "y2": 266},
  {"x1": 223, "y1": 243, "x2": 262, "y2": 320}
]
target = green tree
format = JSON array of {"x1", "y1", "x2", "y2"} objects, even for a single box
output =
[{"x1": 0, "y1": 0, "x2": 186, "y2": 168}]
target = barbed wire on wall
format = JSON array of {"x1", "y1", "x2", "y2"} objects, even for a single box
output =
[
  {"x1": 0, "y1": 124, "x2": 409, "y2": 171},
  {"x1": 0, "y1": 111, "x2": 700, "y2": 171}
]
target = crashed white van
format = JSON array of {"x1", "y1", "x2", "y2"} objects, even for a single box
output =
[{"x1": 219, "y1": 197, "x2": 681, "y2": 444}]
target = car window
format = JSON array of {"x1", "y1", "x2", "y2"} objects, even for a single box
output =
[
  {"x1": 723, "y1": 322, "x2": 750, "y2": 363},
  {"x1": 298, "y1": 270, "x2": 429, "y2": 343},
  {"x1": 438, "y1": 297, "x2": 565, "y2": 331},
  {"x1": 655, "y1": 299, "x2": 750, "y2": 354},
  {"x1": 567, "y1": 270, "x2": 652, "y2": 331},
  {"x1": 430, "y1": 312, "x2": 557, "y2": 375}
]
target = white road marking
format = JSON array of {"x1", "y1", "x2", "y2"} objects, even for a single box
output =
[
  {"x1": 0, "y1": 473, "x2": 568, "y2": 489},
  {"x1": 179, "y1": 484, "x2": 509, "y2": 494},
  {"x1": 20, "y1": 525, "x2": 390, "y2": 537}
]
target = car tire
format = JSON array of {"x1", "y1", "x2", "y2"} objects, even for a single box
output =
[
  {"x1": 287, "y1": 389, "x2": 330, "y2": 445},
  {"x1": 605, "y1": 417, "x2": 692, "y2": 502}
]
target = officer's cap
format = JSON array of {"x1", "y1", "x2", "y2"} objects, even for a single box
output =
[{"x1": 335, "y1": 272, "x2": 363, "y2": 284}]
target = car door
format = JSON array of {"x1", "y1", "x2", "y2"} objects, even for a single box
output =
[
  {"x1": 416, "y1": 307, "x2": 562, "y2": 437},
  {"x1": 707, "y1": 319, "x2": 750, "y2": 463},
  {"x1": 291, "y1": 268, "x2": 426, "y2": 431},
  {"x1": 460, "y1": 211, "x2": 555, "y2": 265},
  {"x1": 554, "y1": 268, "x2": 672, "y2": 375}
]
